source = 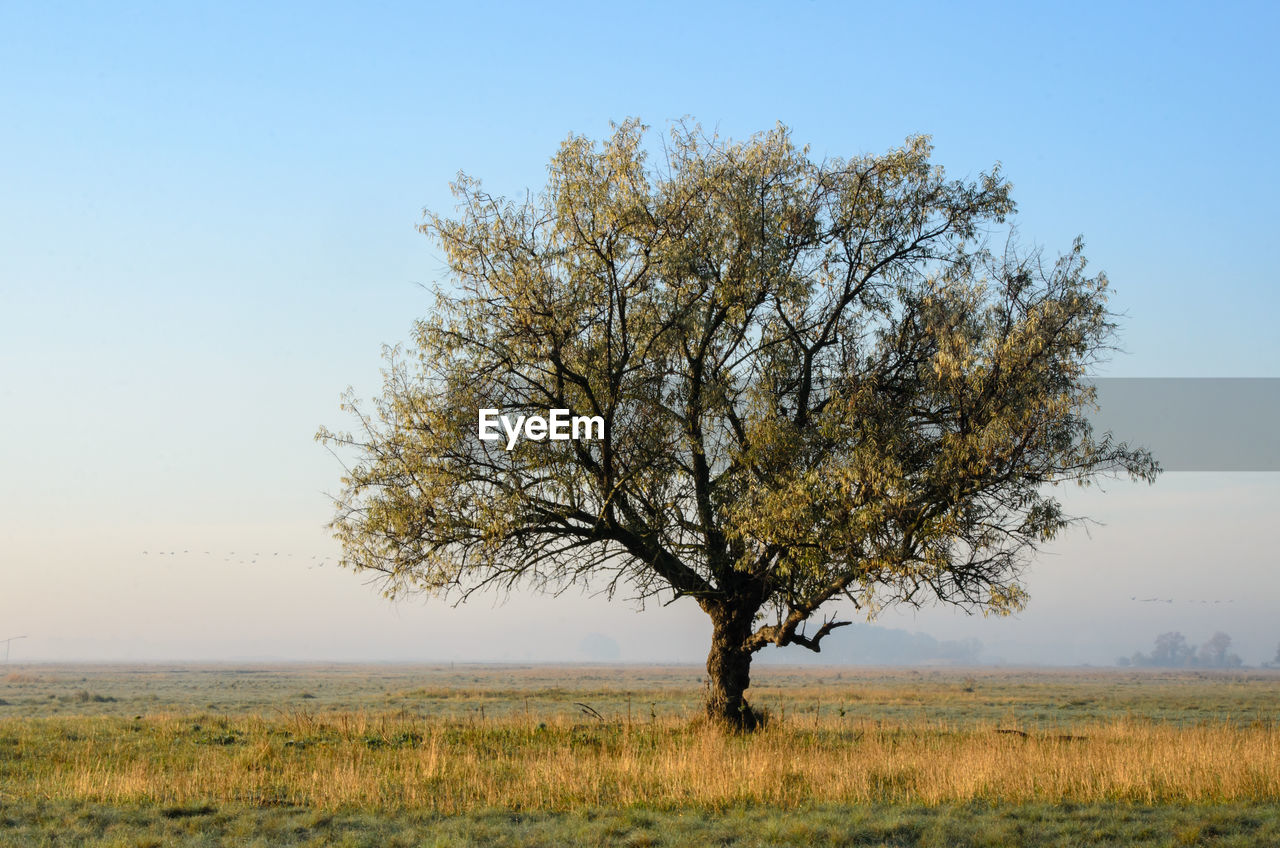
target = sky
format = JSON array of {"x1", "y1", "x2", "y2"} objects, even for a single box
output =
[{"x1": 2, "y1": 1, "x2": 1277, "y2": 666}]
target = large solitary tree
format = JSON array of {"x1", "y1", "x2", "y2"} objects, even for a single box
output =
[{"x1": 318, "y1": 120, "x2": 1158, "y2": 729}]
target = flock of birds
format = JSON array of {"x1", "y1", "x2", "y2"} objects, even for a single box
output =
[
  {"x1": 141, "y1": 550, "x2": 334, "y2": 568},
  {"x1": 1130, "y1": 596, "x2": 1235, "y2": 604}
]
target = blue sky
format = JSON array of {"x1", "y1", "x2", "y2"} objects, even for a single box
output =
[{"x1": 2, "y1": 1, "x2": 1277, "y2": 664}]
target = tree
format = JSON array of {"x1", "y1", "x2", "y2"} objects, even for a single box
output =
[
  {"x1": 1154, "y1": 631, "x2": 1193, "y2": 666},
  {"x1": 1130, "y1": 631, "x2": 1242, "y2": 668},
  {"x1": 1197, "y1": 631, "x2": 1242, "y2": 668},
  {"x1": 318, "y1": 119, "x2": 1158, "y2": 730}
]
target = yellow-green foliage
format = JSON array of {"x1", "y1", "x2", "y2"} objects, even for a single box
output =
[{"x1": 316, "y1": 119, "x2": 1158, "y2": 659}]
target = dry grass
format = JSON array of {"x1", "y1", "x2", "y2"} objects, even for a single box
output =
[
  {"x1": 6, "y1": 666, "x2": 1279, "y2": 844},
  {"x1": 4, "y1": 710, "x2": 1277, "y2": 813}
]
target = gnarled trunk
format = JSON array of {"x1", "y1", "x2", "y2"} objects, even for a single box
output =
[{"x1": 704, "y1": 605, "x2": 761, "y2": 731}]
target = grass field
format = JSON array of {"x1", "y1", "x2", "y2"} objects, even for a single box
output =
[{"x1": 2, "y1": 664, "x2": 1279, "y2": 846}]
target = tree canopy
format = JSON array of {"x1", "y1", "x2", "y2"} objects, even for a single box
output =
[{"x1": 318, "y1": 119, "x2": 1158, "y2": 728}]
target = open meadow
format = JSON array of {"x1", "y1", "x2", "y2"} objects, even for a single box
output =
[{"x1": 2, "y1": 664, "x2": 1279, "y2": 846}]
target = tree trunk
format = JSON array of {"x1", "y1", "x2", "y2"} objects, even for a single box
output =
[{"x1": 704, "y1": 606, "x2": 761, "y2": 731}]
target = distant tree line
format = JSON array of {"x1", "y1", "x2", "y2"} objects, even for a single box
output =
[
  {"x1": 1118, "y1": 632, "x2": 1243, "y2": 668},
  {"x1": 765, "y1": 622, "x2": 983, "y2": 666}
]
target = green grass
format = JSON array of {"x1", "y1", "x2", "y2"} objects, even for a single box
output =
[
  {"x1": 2, "y1": 801, "x2": 1278, "y2": 847},
  {"x1": 5, "y1": 664, "x2": 1278, "y2": 726}
]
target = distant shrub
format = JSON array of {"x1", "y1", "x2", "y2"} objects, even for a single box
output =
[
  {"x1": 57, "y1": 690, "x2": 117, "y2": 704},
  {"x1": 160, "y1": 805, "x2": 216, "y2": 819}
]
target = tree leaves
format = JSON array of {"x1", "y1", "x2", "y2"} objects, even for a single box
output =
[{"x1": 318, "y1": 118, "x2": 1158, "y2": 653}]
